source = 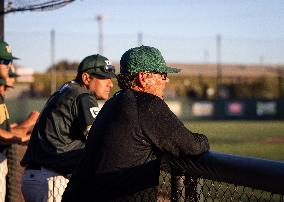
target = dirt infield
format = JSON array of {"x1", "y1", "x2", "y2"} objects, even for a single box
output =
[{"x1": 264, "y1": 136, "x2": 284, "y2": 144}]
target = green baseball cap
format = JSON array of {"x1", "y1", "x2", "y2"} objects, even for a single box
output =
[
  {"x1": 77, "y1": 54, "x2": 116, "y2": 78},
  {"x1": 120, "y1": 45, "x2": 180, "y2": 74},
  {"x1": 0, "y1": 40, "x2": 18, "y2": 60}
]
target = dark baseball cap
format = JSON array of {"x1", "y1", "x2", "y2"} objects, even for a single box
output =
[
  {"x1": 77, "y1": 54, "x2": 116, "y2": 78},
  {"x1": 0, "y1": 40, "x2": 18, "y2": 61},
  {"x1": 120, "y1": 45, "x2": 180, "y2": 74}
]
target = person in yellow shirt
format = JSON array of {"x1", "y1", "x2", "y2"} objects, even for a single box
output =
[{"x1": 0, "y1": 39, "x2": 38, "y2": 201}]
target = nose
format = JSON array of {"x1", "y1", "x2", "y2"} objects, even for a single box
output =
[
  {"x1": 165, "y1": 77, "x2": 169, "y2": 83},
  {"x1": 108, "y1": 79, "x2": 114, "y2": 88}
]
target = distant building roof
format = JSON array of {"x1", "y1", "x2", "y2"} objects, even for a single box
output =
[
  {"x1": 100, "y1": 62, "x2": 284, "y2": 78},
  {"x1": 168, "y1": 63, "x2": 282, "y2": 78}
]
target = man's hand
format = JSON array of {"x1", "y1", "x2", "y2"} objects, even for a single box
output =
[
  {"x1": 10, "y1": 123, "x2": 18, "y2": 128},
  {"x1": 11, "y1": 126, "x2": 29, "y2": 137},
  {"x1": 27, "y1": 111, "x2": 40, "y2": 123},
  {"x1": 20, "y1": 134, "x2": 31, "y2": 144},
  {"x1": 19, "y1": 111, "x2": 40, "y2": 129},
  {"x1": 10, "y1": 111, "x2": 40, "y2": 138},
  {"x1": 14, "y1": 132, "x2": 30, "y2": 144}
]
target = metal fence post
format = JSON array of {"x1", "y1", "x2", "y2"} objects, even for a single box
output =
[
  {"x1": 171, "y1": 175, "x2": 185, "y2": 202},
  {"x1": 171, "y1": 175, "x2": 198, "y2": 202},
  {"x1": 186, "y1": 176, "x2": 198, "y2": 202}
]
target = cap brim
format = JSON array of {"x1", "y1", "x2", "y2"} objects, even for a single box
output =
[
  {"x1": 0, "y1": 56, "x2": 19, "y2": 60},
  {"x1": 87, "y1": 65, "x2": 116, "y2": 79},
  {"x1": 90, "y1": 72, "x2": 116, "y2": 79},
  {"x1": 166, "y1": 66, "x2": 181, "y2": 73}
]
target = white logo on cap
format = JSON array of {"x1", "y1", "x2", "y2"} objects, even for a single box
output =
[
  {"x1": 6, "y1": 45, "x2": 12, "y2": 54},
  {"x1": 105, "y1": 60, "x2": 112, "y2": 65}
]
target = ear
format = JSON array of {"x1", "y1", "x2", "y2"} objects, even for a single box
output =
[
  {"x1": 81, "y1": 72, "x2": 90, "y2": 86},
  {"x1": 137, "y1": 72, "x2": 147, "y2": 88}
]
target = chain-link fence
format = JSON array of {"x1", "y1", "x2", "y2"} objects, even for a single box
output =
[
  {"x1": 158, "y1": 172, "x2": 284, "y2": 202},
  {"x1": 2, "y1": 146, "x2": 284, "y2": 201},
  {"x1": 4, "y1": 144, "x2": 69, "y2": 202},
  {"x1": 5, "y1": 144, "x2": 26, "y2": 202},
  {"x1": 1, "y1": 0, "x2": 75, "y2": 15}
]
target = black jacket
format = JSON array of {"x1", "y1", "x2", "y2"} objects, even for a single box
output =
[
  {"x1": 63, "y1": 89, "x2": 209, "y2": 201},
  {"x1": 21, "y1": 81, "x2": 98, "y2": 175}
]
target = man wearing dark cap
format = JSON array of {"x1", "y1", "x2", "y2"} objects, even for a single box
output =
[
  {"x1": 62, "y1": 46, "x2": 209, "y2": 201},
  {"x1": 21, "y1": 54, "x2": 116, "y2": 202}
]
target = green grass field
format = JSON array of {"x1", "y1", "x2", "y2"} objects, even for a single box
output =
[{"x1": 184, "y1": 121, "x2": 284, "y2": 161}]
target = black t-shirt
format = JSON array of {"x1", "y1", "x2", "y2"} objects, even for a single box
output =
[
  {"x1": 21, "y1": 81, "x2": 99, "y2": 174},
  {"x1": 63, "y1": 89, "x2": 209, "y2": 201},
  {"x1": 0, "y1": 94, "x2": 11, "y2": 154}
]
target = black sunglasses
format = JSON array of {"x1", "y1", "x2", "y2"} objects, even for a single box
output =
[
  {"x1": 98, "y1": 65, "x2": 115, "y2": 73},
  {"x1": 0, "y1": 59, "x2": 12, "y2": 65},
  {"x1": 152, "y1": 72, "x2": 167, "y2": 80},
  {"x1": 160, "y1": 73, "x2": 167, "y2": 80}
]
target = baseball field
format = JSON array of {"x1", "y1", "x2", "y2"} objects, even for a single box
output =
[{"x1": 184, "y1": 121, "x2": 284, "y2": 161}]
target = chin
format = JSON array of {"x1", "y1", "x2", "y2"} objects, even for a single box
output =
[
  {"x1": 100, "y1": 95, "x2": 110, "y2": 100},
  {"x1": 158, "y1": 93, "x2": 164, "y2": 99},
  {"x1": 155, "y1": 94, "x2": 164, "y2": 99}
]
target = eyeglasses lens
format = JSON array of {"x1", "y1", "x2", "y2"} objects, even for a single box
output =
[
  {"x1": 161, "y1": 73, "x2": 167, "y2": 80},
  {"x1": 104, "y1": 65, "x2": 115, "y2": 73}
]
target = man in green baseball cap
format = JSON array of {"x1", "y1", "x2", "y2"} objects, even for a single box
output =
[
  {"x1": 118, "y1": 45, "x2": 180, "y2": 99},
  {"x1": 0, "y1": 39, "x2": 31, "y2": 202},
  {"x1": 21, "y1": 54, "x2": 116, "y2": 202},
  {"x1": 63, "y1": 46, "x2": 209, "y2": 202}
]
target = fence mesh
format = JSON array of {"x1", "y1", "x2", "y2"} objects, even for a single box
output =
[
  {"x1": 6, "y1": 144, "x2": 26, "y2": 202},
  {"x1": 158, "y1": 172, "x2": 284, "y2": 202},
  {"x1": 2, "y1": 145, "x2": 284, "y2": 201},
  {"x1": 2, "y1": 0, "x2": 75, "y2": 14}
]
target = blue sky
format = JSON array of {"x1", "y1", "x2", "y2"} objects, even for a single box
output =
[{"x1": 4, "y1": 0, "x2": 284, "y2": 72}]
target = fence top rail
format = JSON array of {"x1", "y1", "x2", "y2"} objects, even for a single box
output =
[{"x1": 166, "y1": 151, "x2": 284, "y2": 194}]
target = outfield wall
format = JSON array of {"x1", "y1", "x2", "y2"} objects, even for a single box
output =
[
  {"x1": 159, "y1": 98, "x2": 284, "y2": 120},
  {"x1": 6, "y1": 98, "x2": 284, "y2": 123}
]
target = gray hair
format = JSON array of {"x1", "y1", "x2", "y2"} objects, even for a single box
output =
[{"x1": 117, "y1": 73, "x2": 138, "y2": 90}]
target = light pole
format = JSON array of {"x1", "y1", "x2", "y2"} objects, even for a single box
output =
[
  {"x1": 0, "y1": 0, "x2": 4, "y2": 40},
  {"x1": 97, "y1": 15, "x2": 104, "y2": 55},
  {"x1": 137, "y1": 32, "x2": 143, "y2": 46},
  {"x1": 50, "y1": 29, "x2": 56, "y2": 94},
  {"x1": 204, "y1": 49, "x2": 209, "y2": 63},
  {"x1": 216, "y1": 34, "x2": 222, "y2": 97}
]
